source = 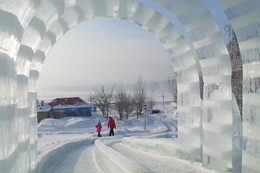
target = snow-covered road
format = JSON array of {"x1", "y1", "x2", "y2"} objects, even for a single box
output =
[{"x1": 46, "y1": 143, "x2": 102, "y2": 173}]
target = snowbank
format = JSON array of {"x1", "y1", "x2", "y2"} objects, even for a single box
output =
[
  {"x1": 122, "y1": 136, "x2": 201, "y2": 161},
  {"x1": 94, "y1": 137, "x2": 149, "y2": 173}
]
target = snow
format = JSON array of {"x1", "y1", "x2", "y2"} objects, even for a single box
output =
[
  {"x1": 37, "y1": 103, "x2": 52, "y2": 112},
  {"x1": 47, "y1": 144, "x2": 99, "y2": 173},
  {"x1": 37, "y1": 102, "x2": 216, "y2": 173}
]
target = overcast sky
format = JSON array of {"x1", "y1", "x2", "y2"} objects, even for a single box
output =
[
  {"x1": 37, "y1": 0, "x2": 228, "y2": 100},
  {"x1": 38, "y1": 19, "x2": 174, "y2": 100}
]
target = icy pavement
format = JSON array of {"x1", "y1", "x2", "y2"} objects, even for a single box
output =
[{"x1": 46, "y1": 144, "x2": 102, "y2": 173}]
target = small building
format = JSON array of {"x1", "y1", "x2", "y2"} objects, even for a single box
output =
[
  {"x1": 37, "y1": 97, "x2": 92, "y2": 123},
  {"x1": 37, "y1": 103, "x2": 52, "y2": 123}
]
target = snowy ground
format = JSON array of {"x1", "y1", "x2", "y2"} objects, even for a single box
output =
[{"x1": 37, "y1": 102, "x2": 216, "y2": 173}]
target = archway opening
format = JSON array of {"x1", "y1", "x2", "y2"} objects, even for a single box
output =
[{"x1": 38, "y1": 18, "x2": 175, "y2": 101}]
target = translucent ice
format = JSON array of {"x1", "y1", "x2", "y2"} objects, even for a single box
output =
[{"x1": 0, "y1": 0, "x2": 259, "y2": 172}]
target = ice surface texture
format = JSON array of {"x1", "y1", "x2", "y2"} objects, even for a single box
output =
[
  {"x1": 0, "y1": 0, "x2": 259, "y2": 172},
  {"x1": 218, "y1": 0, "x2": 260, "y2": 172}
]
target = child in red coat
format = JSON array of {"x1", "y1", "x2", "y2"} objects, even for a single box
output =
[
  {"x1": 95, "y1": 121, "x2": 102, "y2": 137},
  {"x1": 108, "y1": 116, "x2": 116, "y2": 136}
]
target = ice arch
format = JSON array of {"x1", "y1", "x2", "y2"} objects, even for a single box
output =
[{"x1": 0, "y1": 0, "x2": 259, "y2": 173}]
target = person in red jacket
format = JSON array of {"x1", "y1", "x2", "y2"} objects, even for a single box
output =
[
  {"x1": 108, "y1": 116, "x2": 116, "y2": 136},
  {"x1": 95, "y1": 120, "x2": 102, "y2": 137}
]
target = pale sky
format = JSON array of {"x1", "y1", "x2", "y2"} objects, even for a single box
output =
[{"x1": 38, "y1": 19, "x2": 174, "y2": 100}]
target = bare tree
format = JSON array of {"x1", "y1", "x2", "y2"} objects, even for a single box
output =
[
  {"x1": 225, "y1": 25, "x2": 243, "y2": 116},
  {"x1": 124, "y1": 94, "x2": 134, "y2": 119},
  {"x1": 114, "y1": 85, "x2": 135, "y2": 120},
  {"x1": 147, "y1": 96, "x2": 156, "y2": 110},
  {"x1": 114, "y1": 85, "x2": 127, "y2": 120},
  {"x1": 90, "y1": 85, "x2": 114, "y2": 118},
  {"x1": 133, "y1": 76, "x2": 146, "y2": 119}
]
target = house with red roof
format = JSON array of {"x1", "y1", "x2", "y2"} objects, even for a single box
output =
[{"x1": 37, "y1": 97, "x2": 92, "y2": 122}]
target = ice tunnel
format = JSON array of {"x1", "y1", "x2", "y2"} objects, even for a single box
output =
[{"x1": 0, "y1": 0, "x2": 259, "y2": 172}]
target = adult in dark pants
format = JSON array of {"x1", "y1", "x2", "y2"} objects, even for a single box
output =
[{"x1": 108, "y1": 116, "x2": 116, "y2": 136}]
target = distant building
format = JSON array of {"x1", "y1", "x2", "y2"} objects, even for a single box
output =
[{"x1": 37, "y1": 97, "x2": 92, "y2": 123}]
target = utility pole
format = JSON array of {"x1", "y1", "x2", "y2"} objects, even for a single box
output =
[
  {"x1": 163, "y1": 93, "x2": 165, "y2": 109},
  {"x1": 144, "y1": 104, "x2": 147, "y2": 129}
]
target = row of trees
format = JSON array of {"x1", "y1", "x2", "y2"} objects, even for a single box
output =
[{"x1": 89, "y1": 76, "x2": 156, "y2": 120}]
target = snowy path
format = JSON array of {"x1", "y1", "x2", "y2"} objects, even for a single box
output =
[
  {"x1": 43, "y1": 120, "x2": 193, "y2": 173},
  {"x1": 45, "y1": 137, "x2": 212, "y2": 173},
  {"x1": 105, "y1": 139, "x2": 213, "y2": 173},
  {"x1": 38, "y1": 110, "x2": 216, "y2": 173},
  {"x1": 46, "y1": 143, "x2": 102, "y2": 173}
]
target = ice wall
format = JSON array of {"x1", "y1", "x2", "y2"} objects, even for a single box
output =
[
  {"x1": 0, "y1": 1, "x2": 39, "y2": 172},
  {"x1": 0, "y1": 0, "x2": 259, "y2": 173},
  {"x1": 153, "y1": 0, "x2": 235, "y2": 171},
  {"x1": 218, "y1": 0, "x2": 260, "y2": 172}
]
